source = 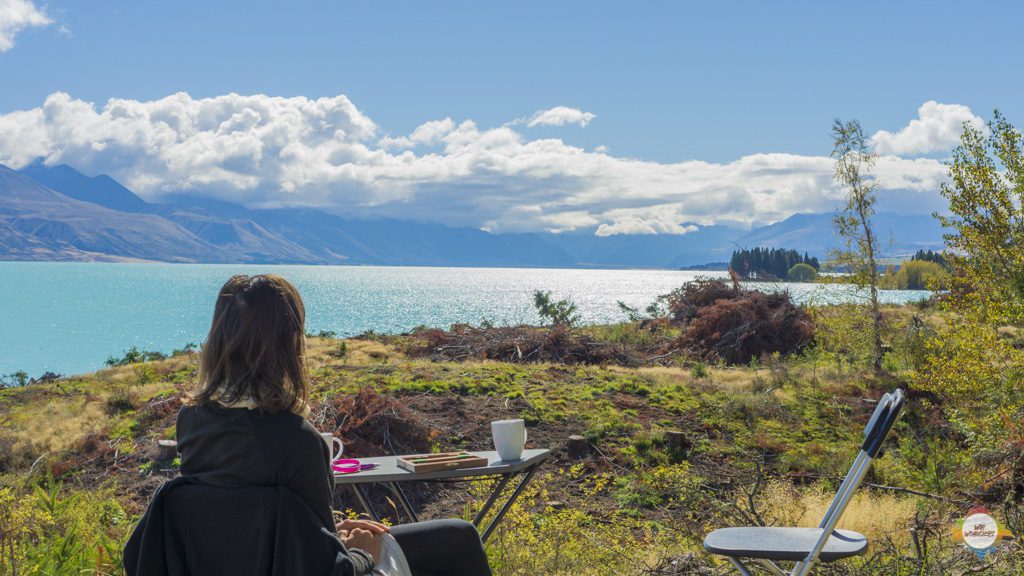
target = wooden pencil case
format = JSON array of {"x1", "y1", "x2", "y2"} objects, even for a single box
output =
[{"x1": 396, "y1": 451, "x2": 488, "y2": 473}]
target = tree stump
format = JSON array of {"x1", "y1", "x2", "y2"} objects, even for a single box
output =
[
  {"x1": 156, "y1": 439, "x2": 178, "y2": 461},
  {"x1": 567, "y1": 435, "x2": 589, "y2": 459},
  {"x1": 665, "y1": 431, "x2": 692, "y2": 462}
]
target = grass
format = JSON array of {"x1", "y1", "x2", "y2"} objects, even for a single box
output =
[{"x1": 0, "y1": 304, "x2": 1021, "y2": 574}]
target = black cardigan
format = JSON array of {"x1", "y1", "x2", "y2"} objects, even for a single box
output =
[{"x1": 123, "y1": 404, "x2": 372, "y2": 576}]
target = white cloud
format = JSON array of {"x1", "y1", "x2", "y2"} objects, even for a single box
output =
[
  {"x1": 0, "y1": 0, "x2": 51, "y2": 52},
  {"x1": 380, "y1": 118, "x2": 454, "y2": 149},
  {"x1": 871, "y1": 101, "x2": 985, "y2": 156},
  {"x1": 0, "y1": 92, "x2": 953, "y2": 233},
  {"x1": 596, "y1": 217, "x2": 698, "y2": 237},
  {"x1": 525, "y1": 106, "x2": 595, "y2": 128}
]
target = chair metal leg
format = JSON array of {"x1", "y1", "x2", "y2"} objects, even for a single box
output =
[
  {"x1": 792, "y1": 453, "x2": 874, "y2": 576},
  {"x1": 756, "y1": 559, "x2": 787, "y2": 575},
  {"x1": 816, "y1": 452, "x2": 867, "y2": 531},
  {"x1": 726, "y1": 557, "x2": 755, "y2": 576}
]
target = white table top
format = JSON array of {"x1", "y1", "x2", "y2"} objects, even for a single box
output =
[{"x1": 333, "y1": 449, "x2": 550, "y2": 485}]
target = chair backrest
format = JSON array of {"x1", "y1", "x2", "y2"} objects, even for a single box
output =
[
  {"x1": 791, "y1": 389, "x2": 905, "y2": 576},
  {"x1": 862, "y1": 389, "x2": 905, "y2": 458},
  {"x1": 164, "y1": 483, "x2": 279, "y2": 576}
]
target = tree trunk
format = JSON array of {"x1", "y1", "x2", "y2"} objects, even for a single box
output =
[
  {"x1": 857, "y1": 194, "x2": 884, "y2": 372},
  {"x1": 665, "y1": 431, "x2": 692, "y2": 462},
  {"x1": 566, "y1": 435, "x2": 589, "y2": 459},
  {"x1": 155, "y1": 439, "x2": 178, "y2": 461}
]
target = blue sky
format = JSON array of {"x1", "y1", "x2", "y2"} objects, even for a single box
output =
[{"x1": 1, "y1": 1, "x2": 1021, "y2": 233}]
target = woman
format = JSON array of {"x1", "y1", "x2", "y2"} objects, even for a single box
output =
[{"x1": 127, "y1": 275, "x2": 491, "y2": 576}]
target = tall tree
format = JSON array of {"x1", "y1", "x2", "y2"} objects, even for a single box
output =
[
  {"x1": 938, "y1": 110, "x2": 1024, "y2": 322},
  {"x1": 830, "y1": 119, "x2": 883, "y2": 371},
  {"x1": 917, "y1": 111, "x2": 1024, "y2": 398}
]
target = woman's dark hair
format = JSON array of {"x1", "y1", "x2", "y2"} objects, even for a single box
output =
[{"x1": 192, "y1": 274, "x2": 308, "y2": 413}]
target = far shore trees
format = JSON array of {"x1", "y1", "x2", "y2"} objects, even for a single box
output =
[
  {"x1": 830, "y1": 119, "x2": 884, "y2": 371},
  {"x1": 729, "y1": 247, "x2": 819, "y2": 280}
]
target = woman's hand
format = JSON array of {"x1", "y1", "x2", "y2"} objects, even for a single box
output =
[
  {"x1": 336, "y1": 518, "x2": 390, "y2": 535},
  {"x1": 338, "y1": 528, "x2": 384, "y2": 563}
]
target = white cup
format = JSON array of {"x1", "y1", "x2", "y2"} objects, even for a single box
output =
[
  {"x1": 320, "y1": 432, "x2": 344, "y2": 462},
  {"x1": 492, "y1": 419, "x2": 528, "y2": 461}
]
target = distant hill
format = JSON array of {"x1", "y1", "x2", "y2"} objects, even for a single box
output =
[
  {"x1": 2, "y1": 162, "x2": 948, "y2": 267},
  {"x1": 0, "y1": 165, "x2": 223, "y2": 262},
  {"x1": 161, "y1": 197, "x2": 578, "y2": 267},
  {"x1": 4, "y1": 163, "x2": 578, "y2": 266},
  {"x1": 732, "y1": 212, "x2": 946, "y2": 260},
  {"x1": 18, "y1": 161, "x2": 151, "y2": 213},
  {"x1": 542, "y1": 225, "x2": 741, "y2": 268}
]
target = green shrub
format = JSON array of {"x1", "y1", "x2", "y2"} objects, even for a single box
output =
[
  {"x1": 532, "y1": 290, "x2": 580, "y2": 327},
  {"x1": 105, "y1": 346, "x2": 166, "y2": 367},
  {"x1": 787, "y1": 262, "x2": 819, "y2": 282}
]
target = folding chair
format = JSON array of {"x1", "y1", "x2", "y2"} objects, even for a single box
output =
[{"x1": 703, "y1": 389, "x2": 905, "y2": 576}]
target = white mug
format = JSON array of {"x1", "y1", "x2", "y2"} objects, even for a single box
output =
[
  {"x1": 492, "y1": 419, "x2": 528, "y2": 461},
  {"x1": 320, "y1": 432, "x2": 344, "y2": 462}
]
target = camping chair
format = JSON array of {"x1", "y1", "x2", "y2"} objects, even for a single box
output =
[{"x1": 703, "y1": 388, "x2": 905, "y2": 576}]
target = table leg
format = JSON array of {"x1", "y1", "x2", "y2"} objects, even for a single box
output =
[
  {"x1": 472, "y1": 474, "x2": 513, "y2": 527},
  {"x1": 350, "y1": 484, "x2": 381, "y2": 522},
  {"x1": 480, "y1": 465, "x2": 540, "y2": 543},
  {"x1": 386, "y1": 481, "x2": 420, "y2": 523}
]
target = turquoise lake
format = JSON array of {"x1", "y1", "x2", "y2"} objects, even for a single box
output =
[{"x1": 0, "y1": 262, "x2": 932, "y2": 378}]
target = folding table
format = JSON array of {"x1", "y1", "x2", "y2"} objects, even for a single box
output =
[{"x1": 333, "y1": 449, "x2": 550, "y2": 543}]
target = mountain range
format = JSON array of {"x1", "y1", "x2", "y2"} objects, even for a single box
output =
[{"x1": 0, "y1": 162, "x2": 947, "y2": 268}]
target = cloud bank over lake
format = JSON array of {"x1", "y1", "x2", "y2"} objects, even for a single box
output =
[{"x1": 0, "y1": 92, "x2": 960, "y2": 233}]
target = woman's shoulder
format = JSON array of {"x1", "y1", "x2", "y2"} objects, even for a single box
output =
[
  {"x1": 245, "y1": 407, "x2": 323, "y2": 446},
  {"x1": 177, "y1": 403, "x2": 311, "y2": 431}
]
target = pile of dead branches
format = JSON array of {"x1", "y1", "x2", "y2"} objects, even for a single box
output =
[
  {"x1": 409, "y1": 324, "x2": 666, "y2": 367},
  {"x1": 314, "y1": 387, "x2": 435, "y2": 456},
  {"x1": 405, "y1": 276, "x2": 814, "y2": 368},
  {"x1": 679, "y1": 288, "x2": 814, "y2": 364},
  {"x1": 663, "y1": 277, "x2": 743, "y2": 322}
]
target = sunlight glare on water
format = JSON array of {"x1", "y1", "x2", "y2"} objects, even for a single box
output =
[{"x1": 0, "y1": 262, "x2": 930, "y2": 377}]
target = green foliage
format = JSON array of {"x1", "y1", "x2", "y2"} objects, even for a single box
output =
[
  {"x1": 918, "y1": 110, "x2": 1024, "y2": 398},
  {"x1": 878, "y1": 259, "x2": 949, "y2": 290},
  {"x1": 532, "y1": 290, "x2": 580, "y2": 327},
  {"x1": 613, "y1": 463, "x2": 700, "y2": 512},
  {"x1": 0, "y1": 370, "x2": 29, "y2": 388},
  {"x1": 0, "y1": 478, "x2": 130, "y2": 576},
  {"x1": 104, "y1": 345, "x2": 166, "y2": 367},
  {"x1": 171, "y1": 342, "x2": 197, "y2": 356},
  {"x1": 329, "y1": 340, "x2": 349, "y2": 358},
  {"x1": 616, "y1": 300, "x2": 645, "y2": 322},
  {"x1": 690, "y1": 361, "x2": 708, "y2": 379},
  {"x1": 897, "y1": 259, "x2": 948, "y2": 290},
  {"x1": 731, "y1": 247, "x2": 820, "y2": 280},
  {"x1": 937, "y1": 110, "x2": 1024, "y2": 323},
  {"x1": 105, "y1": 387, "x2": 139, "y2": 415},
  {"x1": 787, "y1": 262, "x2": 818, "y2": 282}
]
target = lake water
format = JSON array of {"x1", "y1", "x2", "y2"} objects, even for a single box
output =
[{"x1": 0, "y1": 262, "x2": 931, "y2": 378}]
